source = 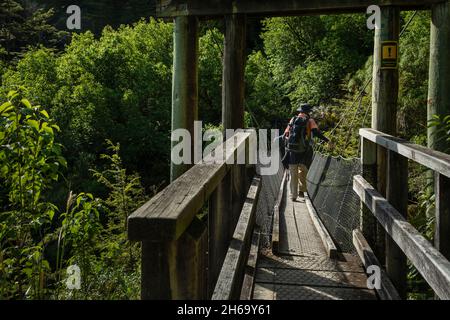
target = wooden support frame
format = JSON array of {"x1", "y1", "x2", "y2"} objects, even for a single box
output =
[
  {"x1": 354, "y1": 175, "x2": 450, "y2": 300},
  {"x1": 128, "y1": 132, "x2": 253, "y2": 299},
  {"x1": 154, "y1": 0, "x2": 442, "y2": 17}
]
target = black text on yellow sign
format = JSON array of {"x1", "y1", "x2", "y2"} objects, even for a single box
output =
[{"x1": 381, "y1": 41, "x2": 398, "y2": 69}]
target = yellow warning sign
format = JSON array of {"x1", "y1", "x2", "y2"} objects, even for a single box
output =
[
  {"x1": 381, "y1": 41, "x2": 398, "y2": 69},
  {"x1": 382, "y1": 45, "x2": 397, "y2": 59}
]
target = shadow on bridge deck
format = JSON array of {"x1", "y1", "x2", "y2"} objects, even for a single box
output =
[{"x1": 251, "y1": 180, "x2": 377, "y2": 300}]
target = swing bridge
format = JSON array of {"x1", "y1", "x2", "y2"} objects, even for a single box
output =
[{"x1": 127, "y1": 0, "x2": 450, "y2": 300}]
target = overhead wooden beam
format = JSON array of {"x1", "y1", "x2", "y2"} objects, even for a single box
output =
[{"x1": 154, "y1": 0, "x2": 442, "y2": 17}]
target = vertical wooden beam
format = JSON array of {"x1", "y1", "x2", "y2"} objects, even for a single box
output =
[
  {"x1": 435, "y1": 173, "x2": 450, "y2": 260},
  {"x1": 371, "y1": 6, "x2": 400, "y2": 264},
  {"x1": 386, "y1": 151, "x2": 408, "y2": 299},
  {"x1": 222, "y1": 14, "x2": 246, "y2": 130},
  {"x1": 208, "y1": 171, "x2": 232, "y2": 296},
  {"x1": 171, "y1": 16, "x2": 199, "y2": 182},
  {"x1": 428, "y1": 2, "x2": 450, "y2": 269},
  {"x1": 222, "y1": 14, "x2": 247, "y2": 231},
  {"x1": 361, "y1": 137, "x2": 377, "y2": 248},
  {"x1": 141, "y1": 218, "x2": 207, "y2": 300},
  {"x1": 428, "y1": 1, "x2": 450, "y2": 153}
]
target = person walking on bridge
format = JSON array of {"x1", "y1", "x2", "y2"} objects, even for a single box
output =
[{"x1": 284, "y1": 103, "x2": 330, "y2": 201}]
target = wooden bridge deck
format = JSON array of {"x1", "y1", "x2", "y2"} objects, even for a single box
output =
[{"x1": 251, "y1": 183, "x2": 377, "y2": 300}]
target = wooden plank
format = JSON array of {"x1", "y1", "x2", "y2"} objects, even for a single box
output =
[
  {"x1": 171, "y1": 16, "x2": 198, "y2": 181},
  {"x1": 240, "y1": 231, "x2": 261, "y2": 300},
  {"x1": 279, "y1": 196, "x2": 301, "y2": 255},
  {"x1": 304, "y1": 192, "x2": 338, "y2": 259},
  {"x1": 208, "y1": 171, "x2": 233, "y2": 296},
  {"x1": 435, "y1": 173, "x2": 450, "y2": 260},
  {"x1": 212, "y1": 177, "x2": 262, "y2": 300},
  {"x1": 353, "y1": 229, "x2": 401, "y2": 300},
  {"x1": 272, "y1": 170, "x2": 287, "y2": 253},
  {"x1": 385, "y1": 150, "x2": 408, "y2": 299},
  {"x1": 360, "y1": 128, "x2": 450, "y2": 178},
  {"x1": 141, "y1": 217, "x2": 207, "y2": 299},
  {"x1": 128, "y1": 132, "x2": 250, "y2": 242},
  {"x1": 353, "y1": 174, "x2": 450, "y2": 299},
  {"x1": 155, "y1": 0, "x2": 441, "y2": 17},
  {"x1": 361, "y1": 137, "x2": 377, "y2": 249}
]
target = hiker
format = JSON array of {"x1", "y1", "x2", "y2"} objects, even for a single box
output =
[{"x1": 284, "y1": 103, "x2": 330, "y2": 201}]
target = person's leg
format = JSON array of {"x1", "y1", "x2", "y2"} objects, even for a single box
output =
[
  {"x1": 289, "y1": 164, "x2": 299, "y2": 200},
  {"x1": 298, "y1": 164, "x2": 309, "y2": 195}
]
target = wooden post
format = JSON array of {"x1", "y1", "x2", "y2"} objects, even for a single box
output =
[
  {"x1": 428, "y1": 2, "x2": 450, "y2": 266},
  {"x1": 171, "y1": 16, "x2": 199, "y2": 182},
  {"x1": 386, "y1": 150, "x2": 408, "y2": 299},
  {"x1": 222, "y1": 14, "x2": 247, "y2": 230},
  {"x1": 208, "y1": 171, "x2": 232, "y2": 296},
  {"x1": 361, "y1": 137, "x2": 377, "y2": 248},
  {"x1": 435, "y1": 173, "x2": 450, "y2": 260},
  {"x1": 222, "y1": 14, "x2": 246, "y2": 130},
  {"x1": 428, "y1": 1, "x2": 450, "y2": 153},
  {"x1": 371, "y1": 6, "x2": 400, "y2": 264},
  {"x1": 141, "y1": 218, "x2": 207, "y2": 300}
]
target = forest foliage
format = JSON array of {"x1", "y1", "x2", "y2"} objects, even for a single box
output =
[{"x1": 0, "y1": 1, "x2": 446, "y2": 299}]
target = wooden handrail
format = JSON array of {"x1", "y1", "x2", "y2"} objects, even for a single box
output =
[
  {"x1": 128, "y1": 131, "x2": 252, "y2": 242},
  {"x1": 360, "y1": 128, "x2": 450, "y2": 178},
  {"x1": 354, "y1": 175, "x2": 450, "y2": 299}
]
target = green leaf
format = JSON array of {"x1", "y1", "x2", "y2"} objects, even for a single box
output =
[
  {"x1": 21, "y1": 98, "x2": 32, "y2": 109},
  {"x1": 57, "y1": 156, "x2": 67, "y2": 168},
  {"x1": 40, "y1": 110, "x2": 49, "y2": 118},
  {"x1": 27, "y1": 119, "x2": 40, "y2": 131},
  {"x1": 7, "y1": 90, "x2": 18, "y2": 99},
  {"x1": 0, "y1": 101, "x2": 12, "y2": 114}
]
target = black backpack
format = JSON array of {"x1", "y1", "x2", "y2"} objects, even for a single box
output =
[{"x1": 287, "y1": 115, "x2": 310, "y2": 154}]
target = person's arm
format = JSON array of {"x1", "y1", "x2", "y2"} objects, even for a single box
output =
[
  {"x1": 284, "y1": 117, "x2": 294, "y2": 137},
  {"x1": 309, "y1": 118, "x2": 329, "y2": 142},
  {"x1": 311, "y1": 128, "x2": 329, "y2": 143}
]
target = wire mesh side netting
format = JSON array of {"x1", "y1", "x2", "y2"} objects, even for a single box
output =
[
  {"x1": 255, "y1": 153, "x2": 285, "y2": 248},
  {"x1": 307, "y1": 152, "x2": 361, "y2": 254}
]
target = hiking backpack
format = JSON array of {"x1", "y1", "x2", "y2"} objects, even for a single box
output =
[{"x1": 287, "y1": 115, "x2": 310, "y2": 154}]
